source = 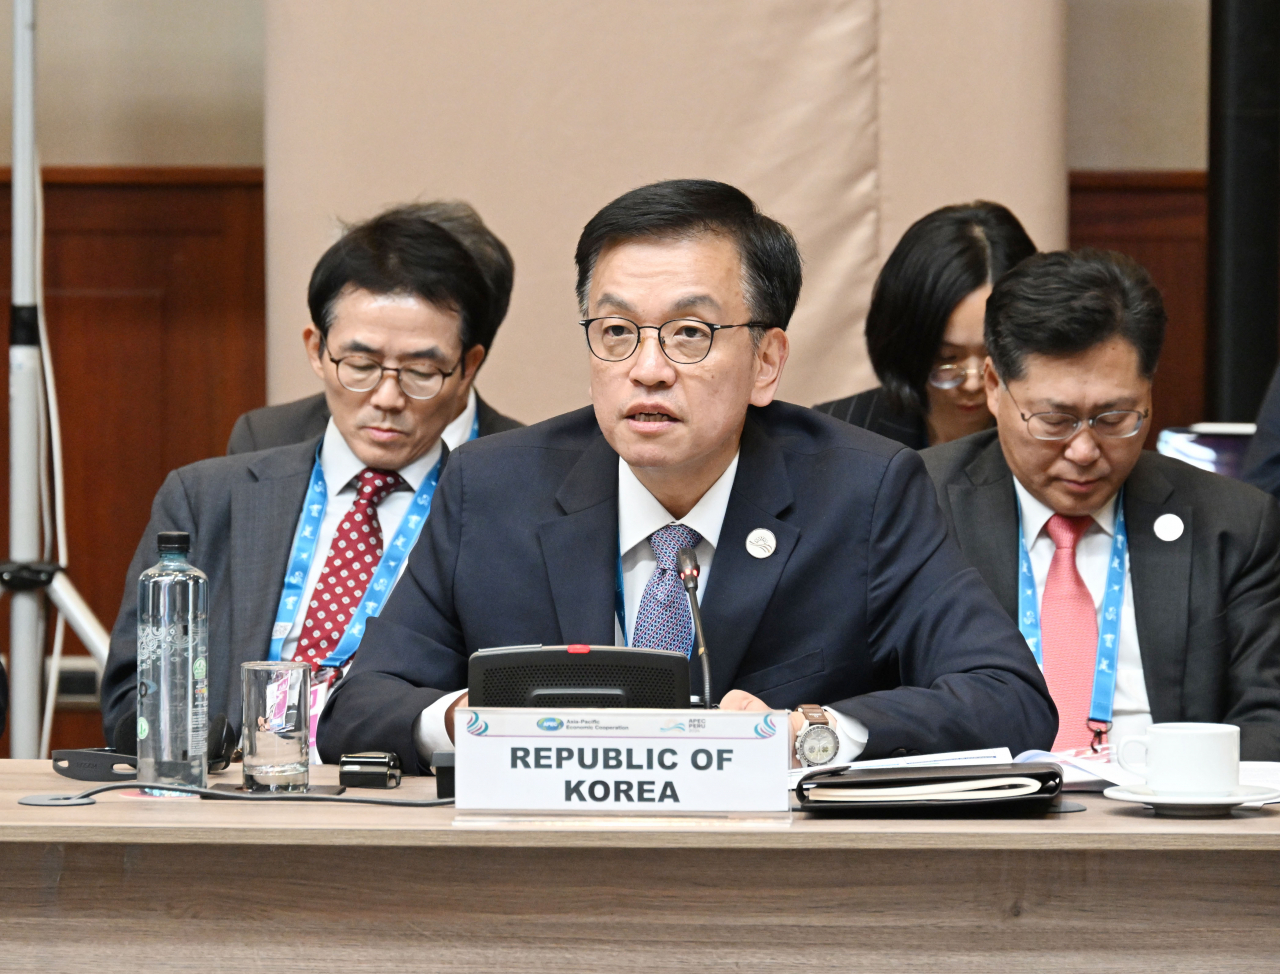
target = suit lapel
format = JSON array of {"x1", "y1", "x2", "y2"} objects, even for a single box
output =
[
  {"x1": 699, "y1": 414, "x2": 799, "y2": 695},
  {"x1": 1124, "y1": 454, "x2": 1191, "y2": 722},
  {"x1": 947, "y1": 437, "x2": 1020, "y2": 618},
  {"x1": 228, "y1": 442, "x2": 317, "y2": 715},
  {"x1": 536, "y1": 433, "x2": 620, "y2": 645}
]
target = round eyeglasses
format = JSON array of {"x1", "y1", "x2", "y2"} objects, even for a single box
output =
[
  {"x1": 326, "y1": 349, "x2": 459, "y2": 400},
  {"x1": 1004, "y1": 384, "x2": 1148, "y2": 441},
  {"x1": 580, "y1": 316, "x2": 770, "y2": 365},
  {"x1": 928, "y1": 363, "x2": 986, "y2": 390}
]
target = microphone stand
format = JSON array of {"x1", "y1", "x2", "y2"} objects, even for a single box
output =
[{"x1": 676, "y1": 547, "x2": 713, "y2": 709}]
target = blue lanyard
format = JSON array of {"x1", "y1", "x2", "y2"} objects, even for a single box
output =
[
  {"x1": 268, "y1": 412, "x2": 477, "y2": 666},
  {"x1": 1017, "y1": 491, "x2": 1127, "y2": 726},
  {"x1": 615, "y1": 553, "x2": 626, "y2": 646}
]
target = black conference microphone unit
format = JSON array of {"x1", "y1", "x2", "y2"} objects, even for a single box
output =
[{"x1": 676, "y1": 546, "x2": 713, "y2": 709}]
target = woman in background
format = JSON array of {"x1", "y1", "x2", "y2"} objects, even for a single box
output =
[{"x1": 815, "y1": 201, "x2": 1036, "y2": 447}]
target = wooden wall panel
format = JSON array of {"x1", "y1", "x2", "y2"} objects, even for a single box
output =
[
  {"x1": 1068, "y1": 171, "x2": 1208, "y2": 446},
  {"x1": 0, "y1": 168, "x2": 265, "y2": 754}
]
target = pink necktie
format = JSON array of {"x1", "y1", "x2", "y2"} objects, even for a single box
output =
[{"x1": 1041, "y1": 513, "x2": 1098, "y2": 752}]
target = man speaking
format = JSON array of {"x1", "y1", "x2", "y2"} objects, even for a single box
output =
[{"x1": 318, "y1": 180, "x2": 1057, "y2": 771}]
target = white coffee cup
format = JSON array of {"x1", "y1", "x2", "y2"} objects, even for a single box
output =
[{"x1": 1117, "y1": 722, "x2": 1239, "y2": 797}]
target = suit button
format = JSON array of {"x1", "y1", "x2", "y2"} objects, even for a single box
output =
[{"x1": 890, "y1": 748, "x2": 908, "y2": 758}]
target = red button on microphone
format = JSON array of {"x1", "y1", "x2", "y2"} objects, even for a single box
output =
[{"x1": 567, "y1": 644, "x2": 591, "y2": 654}]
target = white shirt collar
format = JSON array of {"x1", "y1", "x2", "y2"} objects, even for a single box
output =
[
  {"x1": 320, "y1": 418, "x2": 442, "y2": 496},
  {"x1": 617, "y1": 452, "x2": 740, "y2": 557},
  {"x1": 1012, "y1": 476, "x2": 1118, "y2": 549},
  {"x1": 440, "y1": 387, "x2": 478, "y2": 451}
]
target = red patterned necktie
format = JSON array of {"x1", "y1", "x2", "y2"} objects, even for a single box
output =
[
  {"x1": 1041, "y1": 513, "x2": 1098, "y2": 752},
  {"x1": 294, "y1": 467, "x2": 407, "y2": 675}
]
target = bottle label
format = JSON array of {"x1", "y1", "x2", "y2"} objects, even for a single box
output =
[{"x1": 137, "y1": 716, "x2": 149, "y2": 740}]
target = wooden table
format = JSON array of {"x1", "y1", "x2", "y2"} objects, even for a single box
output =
[{"x1": 1, "y1": 759, "x2": 1278, "y2": 972}]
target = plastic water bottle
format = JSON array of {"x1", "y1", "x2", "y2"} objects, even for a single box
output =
[{"x1": 136, "y1": 531, "x2": 209, "y2": 792}]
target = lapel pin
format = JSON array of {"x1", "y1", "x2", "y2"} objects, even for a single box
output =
[
  {"x1": 746, "y1": 528, "x2": 776, "y2": 559},
  {"x1": 1153, "y1": 513, "x2": 1184, "y2": 542}
]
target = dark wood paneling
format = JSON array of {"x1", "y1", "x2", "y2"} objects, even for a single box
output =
[
  {"x1": 0, "y1": 168, "x2": 265, "y2": 754},
  {"x1": 1068, "y1": 170, "x2": 1208, "y2": 446}
]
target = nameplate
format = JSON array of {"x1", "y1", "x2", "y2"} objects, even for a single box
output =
[{"x1": 454, "y1": 708, "x2": 790, "y2": 813}]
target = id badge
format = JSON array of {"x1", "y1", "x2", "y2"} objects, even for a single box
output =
[
  {"x1": 265, "y1": 671, "x2": 292, "y2": 732},
  {"x1": 308, "y1": 678, "x2": 330, "y2": 764}
]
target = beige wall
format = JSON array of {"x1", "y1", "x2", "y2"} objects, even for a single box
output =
[
  {"x1": 1066, "y1": 0, "x2": 1209, "y2": 169},
  {"x1": 265, "y1": 0, "x2": 1068, "y2": 420},
  {"x1": 879, "y1": 0, "x2": 1067, "y2": 260},
  {"x1": 0, "y1": 0, "x2": 263, "y2": 165}
]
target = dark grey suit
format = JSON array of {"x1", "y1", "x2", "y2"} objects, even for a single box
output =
[
  {"x1": 101, "y1": 396, "x2": 516, "y2": 743},
  {"x1": 226, "y1": 391, "x2": 522, "y2": 455},
  {"x1": 812, "y1": 387, "x2": 928, "y2": 450},
  {"x1": 101, "y1": 439, "x2": 320, "y2": 743},
  {"x1": 922, "y1": 429, "x2": 1280, "y2": 760}
]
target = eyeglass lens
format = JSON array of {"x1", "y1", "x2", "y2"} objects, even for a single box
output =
[
  {"x1": 1028, "y1": 410, "x2": 1145, "y2": 440},
  {"x1": 928, "y1": 363, "x2": 985, "y2": 390},
  {"x1": 587, "y1": 317, "x2": 717, "y2": 364},
  {"x1": 336, "y1": 356, "x2": 447, "y2": 400}
]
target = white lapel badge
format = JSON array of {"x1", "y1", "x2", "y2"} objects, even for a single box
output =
[
  {"x1": 1153, "y1": 513, "x2": 1184, "y2": 542},
  {"x1": 746, "y1": 528, "x2": 777, "y2": 559}
]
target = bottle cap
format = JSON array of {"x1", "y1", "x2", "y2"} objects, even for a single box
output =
[{"x1": 157, "y1": 531, "x2": 190, "y2": 554}]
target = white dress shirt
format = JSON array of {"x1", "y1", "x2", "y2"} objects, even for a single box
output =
[
  {"x1": 279, "y1": 388, "x2": 478, "y2": 662},
  {"x1": 416, "y1": 449, "x2": 869, "y2": 764},
  {"x1": 1013, "y1": 479, "x2": 1152, "y2": 749}
]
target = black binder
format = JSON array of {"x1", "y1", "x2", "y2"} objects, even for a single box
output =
[{"x1": 795, "y1": 761, "x2": 1064, "y2": 814}]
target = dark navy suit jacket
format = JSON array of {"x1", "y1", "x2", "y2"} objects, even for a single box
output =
[{"x1": 317, "y1": 402, "x2": 1057, "y2": 771}]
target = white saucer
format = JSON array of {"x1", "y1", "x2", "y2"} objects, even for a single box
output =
[{"x1": 1103, "y1": 784, "x2": 1280, "y2": 817}]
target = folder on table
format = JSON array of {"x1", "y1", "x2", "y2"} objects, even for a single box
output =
[{"x1": 795, "y1": 762, "x2": 1063, "y2": 813}]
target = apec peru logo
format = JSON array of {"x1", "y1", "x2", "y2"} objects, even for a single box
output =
[
  {"x1": 754, "y1": 714, "x2": 778, "y2": 738},
  {"x1": 465, "y1": 712, "x2": 490, "y2": 736},
  {"x1": 537, "y1": 717, "x2": 564, "y2": 732}
]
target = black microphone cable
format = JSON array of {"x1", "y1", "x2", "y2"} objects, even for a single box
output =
[{"x1": 20, "y1": 780, "x2": 455, "y2": 808}]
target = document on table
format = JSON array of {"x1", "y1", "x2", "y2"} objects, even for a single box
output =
[
  {"x1": 1014, "y1": 749, "x2": 1142, "y2": 790},
  {"x1": 788, "y1": 747, "x2": 1013, "y2": 787},
  {"x1": 1015, "y1": 750, "x2": 1280, "y2": 805}
]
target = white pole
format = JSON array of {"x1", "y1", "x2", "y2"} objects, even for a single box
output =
[{"x1": 10, "y1": 0, "x2": 43, "y2": 758}]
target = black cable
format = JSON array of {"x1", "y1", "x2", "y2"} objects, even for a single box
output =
[{"x1": 21, "y1": 780, "x2": 454, "y2": 808}]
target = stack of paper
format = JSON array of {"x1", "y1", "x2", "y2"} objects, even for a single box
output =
[{"x1": 787, "y1": 747, "x2": 1012, "y2": 788}]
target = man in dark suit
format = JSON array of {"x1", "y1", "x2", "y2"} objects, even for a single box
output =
[
  {"x1": 923, "y1": 249, "x2": 1280, "y2": 759},
  {"x1": 101, "y1": 203, "x2": 514, "y2": 745},
  {"x1": 318, "y1": 179, "x2": 1057, "y2": 773},
  {"x1": 227, "y1": 200, "x2": 521, "y2": 454}
]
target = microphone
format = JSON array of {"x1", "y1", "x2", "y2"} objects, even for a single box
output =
[{"x1": 676, "y1": 546, "x2": 713, "y2": 709}]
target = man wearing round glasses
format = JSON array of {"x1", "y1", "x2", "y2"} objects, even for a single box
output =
[
  {"x1": 318, "y1": 179, "x2": 1057, "y2": 772},
  {"x1": 102, "y1": 205, "x2": 514, "y2": 753},
  {"x1": 924, "y1": 249, "x2": 1280, "y2": 760}
]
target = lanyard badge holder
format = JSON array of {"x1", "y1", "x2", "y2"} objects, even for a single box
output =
[{"x1": 1017, "y1": 492, "x2": 1128, "y2": 753}]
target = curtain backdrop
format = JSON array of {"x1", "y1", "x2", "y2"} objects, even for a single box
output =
[{"x1": 265, "y1": 0, "x2": 1065, "y2": 421}]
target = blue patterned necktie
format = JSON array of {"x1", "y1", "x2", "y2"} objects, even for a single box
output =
[{"x1": 631, "y1": 523, "x2": 703, "y2": 656}]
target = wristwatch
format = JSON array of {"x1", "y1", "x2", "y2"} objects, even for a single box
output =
[{"x1": 794, "y1": 704, "x2": 840, "y2": 767}]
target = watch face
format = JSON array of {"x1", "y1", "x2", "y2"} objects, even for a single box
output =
[{"x1": 797, "y1": 725, "x2": 839, "y2": 765}]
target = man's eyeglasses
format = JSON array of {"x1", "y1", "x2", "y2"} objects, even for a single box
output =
[
  {"x1": 1004, "y1": 383, "x2": 1148, "y2": 441},
  {"x1": 580, "y1": 316, "x2": 771, "y2": 366},
  {"x1": 325, "y1": 346, "x2": 460, "y2": 401},
  {"x1": 928, "y1": 363, "x2": 985, "y2": 390}
]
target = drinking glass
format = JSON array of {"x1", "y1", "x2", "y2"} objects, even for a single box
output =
[{"x1": 241, "y1": 661, "x2": 310, "y2": 792}]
